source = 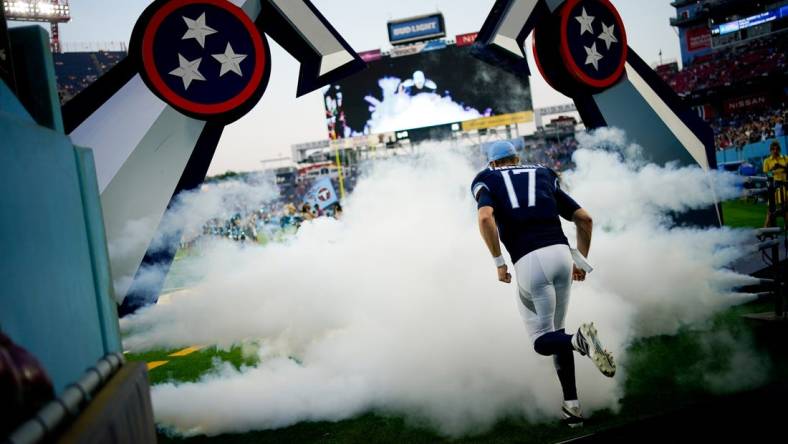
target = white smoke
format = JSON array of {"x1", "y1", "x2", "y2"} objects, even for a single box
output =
[
  {"x1": 153, "y1": 172, "x2": 278, "y2": 246},
  {"x1": 108, "y1": 173, "x2": 278, "y2": 299},
  {"x1": 122, "y1": 131, "x2": 762, "y2": 437}
]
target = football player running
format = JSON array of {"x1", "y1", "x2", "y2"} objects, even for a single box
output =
[{"x1": 471, "y1": 141, "x2": 615, "y2": 428}]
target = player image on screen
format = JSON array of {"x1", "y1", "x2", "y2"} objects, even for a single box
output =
[
  {"x1": 324, "y1": 44, "x2": 532, "y2": 138},
  {"x1": 400, "y1": 70, "x2": 437, "y2": 94}
]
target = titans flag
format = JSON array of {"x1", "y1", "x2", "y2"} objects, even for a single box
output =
[{"x1": 303, "y1": 177, "x2": 339, "y2": 211}]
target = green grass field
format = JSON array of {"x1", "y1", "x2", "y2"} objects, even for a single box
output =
[
  {"x1": 128, "y1": 199, "x2": 784, "y2": 443},
  {"x1": 722, "y1": 200, "x2": 768, "y2": 229}
]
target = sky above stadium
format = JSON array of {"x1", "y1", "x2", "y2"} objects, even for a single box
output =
[{"x1": 55, "y1": 0, "x2": 680, "y2": 174}]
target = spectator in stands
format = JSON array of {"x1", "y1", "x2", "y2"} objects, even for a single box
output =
[
  {"x1": 763, "y1": 139, "x2": 788, "y2": 227},
  {"x1": 712, "y1": 106, "x2": 787, "y2": 151},
  {"x1": 301, "y1": 203, "x2": 314, "y2": 221}
]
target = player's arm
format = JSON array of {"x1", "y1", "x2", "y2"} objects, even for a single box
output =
[
  {"x1": 572, "y1": 208, "x2": 593, "y2": 258},
  {"x1": 555, "y1": 182, "x2": 592, "y2": 281},
  {"x1": 478, "y1": 206, "x2": 512, "y2": 284},
  {"x1": 569, "y1": 208, "x2": 593, "y2": 281},
  {"x1": 474, "y1": 183, "x2": 512, "y2": 284}
]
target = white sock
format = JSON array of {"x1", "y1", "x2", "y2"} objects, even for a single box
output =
[
  {"x1": 571, "y1": 333, "x2": 582, "y2": 353},
  {"x1": 563, "y1": 399, "x2": 581, "y2": 409}
]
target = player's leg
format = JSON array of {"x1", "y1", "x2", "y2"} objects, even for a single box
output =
[
  {"x1": 543, "y1": 245, "x2": 579, "y2": 401},
  {"x1": 573, "y1": 322, "x2": 616, "y2": 377},
  {"x1": 557, "y1": 245, "x2": 616, "y2": 378},
  {"x1": 531, "y1": 244, "x2": 617, "y2": 377},
  {"x1": 515, "y1": 247, "x2": 581, "y2": 427},
  {"x1": 537, "y1": 245, "x2": 582, "y2": 426},
  {"x1": 514, "y1": 252, "x2": 571, "y2": 356}
]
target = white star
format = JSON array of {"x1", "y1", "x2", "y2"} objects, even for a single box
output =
[
  {"x1": 211, "y1": 43, "x2": 247, "y2": 77},
  {"x1": 598, "y1": 22, "x2": 618, "y2": 50},
  {"x1": 584, "y1": 42, "x2": 604, "y2": 70},
  {"x1": 169, "y1": 54, "x2": 206, "y2": 90},
  {"x1": 182, "y1": 13, "x2": 217, "y2": 48},
  {"x1": 575, "y1": 7, "x2": 595, "y2": 36}
]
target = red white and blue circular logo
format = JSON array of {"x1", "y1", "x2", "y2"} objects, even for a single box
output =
[
  {"x1": 131, "y1": 0, "x2": 270, "y2": 122},
  {"x1": 560, "y1": 0, "x2": 627, "y2": 89},
  {"x1": 317, "y1": 187, "x2": 332, "y2": 202}
]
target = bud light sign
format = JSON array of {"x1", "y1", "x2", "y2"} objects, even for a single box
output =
[{"x1": 388, "y1": 13, "x2": 446, "y2": 45}]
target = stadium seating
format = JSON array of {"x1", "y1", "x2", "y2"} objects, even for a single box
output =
[
  {"x1": 53, "y1": 51, "x2": 126, "y2": 104},
  {"x1": 658, "y1": 34, "x2": 786, "y2": 97}
]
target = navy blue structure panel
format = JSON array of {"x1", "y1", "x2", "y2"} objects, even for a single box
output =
[
  {"x1": 0, "y1": 3, "x2": 17, "y2": 93},
  {"x1": 592, "y1": 79, "x2": 698, "y2": 166},
  {"x1": 624, "y1": 49, "x2": 717, "y2": 170},
  {"x1": 472, "y1": 0, "x2": 553, "y2": 77},
  {"x1": 119, "y1": 121, "x2": 225, "y2": 316},
  {"x1": 61, "y1": 57, "x2": 137, "y2": 134},
  {"x1": 256, "y1": 0, "x2": 366, "y2": 97}
]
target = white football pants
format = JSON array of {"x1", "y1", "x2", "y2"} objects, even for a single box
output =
[{"x1": 513, "y1": 244, "x2": 573, "y2": 343}]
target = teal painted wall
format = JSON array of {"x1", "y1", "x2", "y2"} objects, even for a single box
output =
[{"x1": 0, "y1": 31, "x2": 121, "y2": 393}]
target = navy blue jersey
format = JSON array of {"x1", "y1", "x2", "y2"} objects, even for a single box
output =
[{"x1": 471, "y1": 164, "x2": 580, "y2": 264}]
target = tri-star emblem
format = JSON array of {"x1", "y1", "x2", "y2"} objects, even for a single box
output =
[
  {"x1": 561, "y1": 0, "x2": 627, "y2": 89},
  {"x1": 134, "y1": 0, "x2": 270, "y2": 122},
  {"x1": 572, "y1": 6, "x2": 619, "y2": 71}
]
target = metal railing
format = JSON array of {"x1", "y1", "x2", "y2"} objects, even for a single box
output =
[
  {"x1": 5, "y1": 353, "x2": 126, "y2": 444},
  {"x1": 754, "y1": 177, "x2": 787, "y2": 319}
]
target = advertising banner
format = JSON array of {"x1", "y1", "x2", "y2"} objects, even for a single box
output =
[
  {"x1": 724, "y1": 94, "x2": 769, "y2": 114},
  {"x1": 358, "y1": 49, "x2": 382, "y2": 63},
  {"x1": 462, "y1": 111, "x2": 534, "y2": 131},
  {"x1": 686, "y1": 26, "x2": 711, "y2": 52},
  {"x1": 389, "y1": 40, "x2": 447, "y2": 58},
  {"x1": 455, "y1": 32, "x2": 479, "y2": 48},
  {"x1": 388, "y1": 14, "x2": 445, "y2": 45}
]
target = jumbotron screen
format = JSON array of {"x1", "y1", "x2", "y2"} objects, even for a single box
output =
[{"x1": 323, "y1": 43, "x2": 532, "y2": 139}]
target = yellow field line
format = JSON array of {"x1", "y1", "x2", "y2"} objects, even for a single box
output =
[
  {"x1": 168, "y1": 345, "x2": 205, "y2": 357},
  {"x1": 147, "y1": 361, "x2": 169, "y2": 370}
]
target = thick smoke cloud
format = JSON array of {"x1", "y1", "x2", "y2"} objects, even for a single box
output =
[
  {"x1": 122, "y1": 130, "x2": 761, "y2": 437},
  {"x1": 108, "y1": 174, "x2": 278, "y2": 298}
]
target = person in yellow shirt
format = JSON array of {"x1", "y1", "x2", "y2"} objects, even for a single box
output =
[{"x1": 763, "y1": 140, "x2": 788, "y2": 227}]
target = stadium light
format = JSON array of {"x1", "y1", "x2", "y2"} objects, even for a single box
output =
[{"x1": 4, "y1": 1, "x2": 71, "y2": 23}]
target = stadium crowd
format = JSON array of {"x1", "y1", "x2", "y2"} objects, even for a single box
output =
[
  {"x1": 523, "y1": 138, "x2": 579, "y2": 171},
  {"x1": 663, "y1": 34, "x2": 786, "y2": 97},
  {"x1": 190, "y1": 199, "x2": 343, "y2": 247},
  {"x1": 713, "y1": 106, "x2": 786, "y2": 150},
  {"x1": 53, "y1": 51, "x2": 126, "y2": 104}
]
